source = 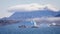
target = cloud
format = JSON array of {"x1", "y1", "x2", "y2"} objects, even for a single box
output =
[
  {"x1": 26, "y1": 17, "x2": 60, "y2": 21},
  {"x1": 8, "y1": 3, "x2": 59, "y2": 12},
  {"x1": 46, "y1": 17, "x2": 60, "y2": 21},
  {"x1": 26, "y1": 17, "x2": 60, "y2": 23}
]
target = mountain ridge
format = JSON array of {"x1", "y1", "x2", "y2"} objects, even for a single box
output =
[{"x1": 8, "y1": 10, "x2": 60, "y2": 20}]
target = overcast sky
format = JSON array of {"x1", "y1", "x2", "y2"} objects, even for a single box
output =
[{"x1": 0, "y1": 0, "x2": 60, "y2": 18}]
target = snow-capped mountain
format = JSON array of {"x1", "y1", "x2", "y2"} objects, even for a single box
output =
[
  {"x1": 8, "y1": 9, "x2": 60, "y2": 20},
  {"x1": 3, "y1": 3, "x2": 60, "y2": 20}
]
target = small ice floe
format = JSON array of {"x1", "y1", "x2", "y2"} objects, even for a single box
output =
[
  {"x1": 52, "y1": 23, "x2": 56, "y2": 25},
  {"x1": 49, "y1": 23, "x2": 60, "y2": 27}
]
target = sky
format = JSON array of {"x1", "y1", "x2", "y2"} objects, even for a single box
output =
[{"x1": 0, "y1": 0, "x2": 60, "y2": 18}]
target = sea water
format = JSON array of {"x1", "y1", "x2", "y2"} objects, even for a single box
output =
[{"x1": 0, "y1": 22, "x2": 60, "y2": 34}]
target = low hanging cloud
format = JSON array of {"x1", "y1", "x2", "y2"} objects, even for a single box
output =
[
  {"x1": 8, "y1": 3, "x2": 59, "y2": 12},
  {"x1": 25, "y1": 17, "x2": 60, "y2": 24},
  {"x1": 26, "y1": 17, "x2": 60, "y2": 21}
]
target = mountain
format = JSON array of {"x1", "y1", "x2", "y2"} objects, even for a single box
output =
[
  {"x1": 55, "y1": 14, "x2": 60, "y2": 17},
  {"x1": 8, "y1": 9, "x2": 59, "y2": 20},
  {"x1": 8, "y1": 3, "x2": 60, "y2": 20}
]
